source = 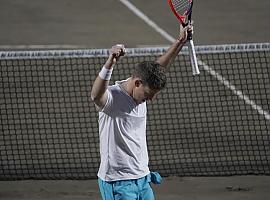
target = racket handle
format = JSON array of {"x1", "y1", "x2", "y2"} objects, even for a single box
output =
[{"x1": 187, "y1": 39, "x2": 200, "y2": 75}]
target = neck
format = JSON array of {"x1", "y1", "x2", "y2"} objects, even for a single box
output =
[{"x1": 121, "y1": 78, "x2": 133, "y2": 96}]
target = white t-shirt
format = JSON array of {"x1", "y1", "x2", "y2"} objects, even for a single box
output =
[{"x1": 97, "y1": 79, "x2": 150, "y2": 181}]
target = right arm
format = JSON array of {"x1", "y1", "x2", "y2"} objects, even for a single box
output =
[{"x1": 90, "y1": 44, "x2": 125, "y2": 108}]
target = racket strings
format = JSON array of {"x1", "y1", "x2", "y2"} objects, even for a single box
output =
[{"x1": 172, "y1": 0, "x2": 192, "y2": 16}]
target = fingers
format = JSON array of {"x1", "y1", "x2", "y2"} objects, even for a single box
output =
[
  {"x1": 181, "y1": 24, "x2": 193, "y2": 33},
  {"x1": 110, "y1": 44, "x2": 126, "y2": 58},
  {"x1": 178, "y1": 23, "x2": 194, "y2": 43},
  {"x1": 116, "y1": 44, "x2": 126, "y2": 56},
  {"x1": 187, "y1": 24, "x2": 193, "y2": 34},
  {"x1": 178, "y1": 26, "x2": 188, "y2": 42}
]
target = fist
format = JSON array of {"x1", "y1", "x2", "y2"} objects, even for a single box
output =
[{"x1": 110, "y1": 44, "x2": 126, "y2": 59}]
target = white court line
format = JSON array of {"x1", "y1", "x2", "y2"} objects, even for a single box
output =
[
  {"x1": 199, "y1": 60, "x2": 270, "y2": 121},
  {"x1": 119, "y1": 0, "x2": 270, "y2": 122},
  {"x1": 118, "y1": 0, "x2": 175, "y2": 43}
]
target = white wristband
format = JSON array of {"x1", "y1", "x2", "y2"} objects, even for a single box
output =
[{"x1": 99, "y1": 66, "x2": 113, "y2": 80}]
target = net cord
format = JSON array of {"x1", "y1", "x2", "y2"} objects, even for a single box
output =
[{"x1": 0, "y1": 43, "x2": 269, "y2": 60}]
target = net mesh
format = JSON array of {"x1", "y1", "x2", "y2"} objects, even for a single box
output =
[{"x1": 1, "y1": 43, "x2": 270, "y2": 180}]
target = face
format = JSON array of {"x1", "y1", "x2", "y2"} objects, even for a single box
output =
[{"x1": 132, "y1": 80, "x2": 161, "y2": 104}]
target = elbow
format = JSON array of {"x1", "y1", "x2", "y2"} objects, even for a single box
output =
[
  {"x1": 91, "y1": 95, "x2": 97, "y2": 102},
  {"x1": 90, "y1": 91, "x2": 105, "y2": 108},
  {"x1": 90, "y1": 85, "x2": 107, "y2": 106},
  {"x1": 90, "y1": 87, "x2": 96, "y2": 101},
  {"x1": 90, "y1": 90, "x2": 103, "y2": 104},
  {"x1": 90, "y1": 94, "x2": 94, "y2": 102},
  {"x1": 90, "y1": 90, "x2": 97, "y2": 102}
]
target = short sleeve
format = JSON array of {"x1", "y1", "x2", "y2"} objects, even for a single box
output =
[{"x1": 99, "y1": 89, "x2": 113, "y2": 115}]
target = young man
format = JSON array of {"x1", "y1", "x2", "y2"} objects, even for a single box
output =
[{"x1": 91, "y1": 24, "x2": 192, "y2": 200}]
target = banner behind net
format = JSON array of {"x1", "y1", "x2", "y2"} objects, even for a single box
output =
[{"x1": 1, "y1": 43, "x2": 270, "y2": 180}]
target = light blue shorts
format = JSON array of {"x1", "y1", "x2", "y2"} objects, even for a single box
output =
[{"x1": 98, "y1": 172, "x2": 162, "y2": 200}]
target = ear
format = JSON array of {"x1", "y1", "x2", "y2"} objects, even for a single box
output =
[{"x1": 134, "y1": 79, "x2": 142, "y2": 87}]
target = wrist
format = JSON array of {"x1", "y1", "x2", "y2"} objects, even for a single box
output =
[
  {"x1": 176, "y1": 38, "x2": 185, "y2": 44},
  {"x1": 104, "y1": 56, "x2": 115, "y2": 69},
  {"x1": 99, "y1": 66, "x2": 113, "y2": 80}
]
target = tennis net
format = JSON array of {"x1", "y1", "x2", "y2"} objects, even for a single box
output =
[{"x1": 1, "y1": 43, "x2": 270, "y2": 180}]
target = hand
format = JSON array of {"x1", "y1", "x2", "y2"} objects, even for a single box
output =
[
  {"x1": 177, "y1": 23, "x2": 193, "y2": 43},
  {"x1": 105, "y1": 44, "x2": 126, "y2": 67}
]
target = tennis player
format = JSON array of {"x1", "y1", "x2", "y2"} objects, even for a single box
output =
[{"x1": 91, "y1": 23, "x2": 192, "y2": 200}]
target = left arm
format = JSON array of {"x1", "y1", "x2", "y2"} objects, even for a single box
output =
[{"x1": 156, "y1": 24, "x2": 192, "y2": 70}]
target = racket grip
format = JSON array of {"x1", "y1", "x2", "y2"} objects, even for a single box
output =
[{"x1": 187, "y1": 39, "x2": 200, "y2": 75}]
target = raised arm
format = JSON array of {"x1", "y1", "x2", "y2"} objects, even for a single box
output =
[
  {"x1": 156, "y1": 24, "x2": 192, "y2": 70},
  {"x1": 90, "y1": 44, "x2": 125, "y2": 108}
]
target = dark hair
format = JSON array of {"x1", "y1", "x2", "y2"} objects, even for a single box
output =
[{"x1": 132, "y1": 61, "x2": 167, "y2": 90}]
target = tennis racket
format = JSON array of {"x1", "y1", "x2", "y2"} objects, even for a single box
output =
[{"x1": 168, "y1": 0, "x2": 200, "y2": 75}]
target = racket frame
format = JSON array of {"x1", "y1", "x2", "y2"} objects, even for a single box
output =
[{"x1": 168, "y1": 0, "x2": 200, "y2": 75}]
